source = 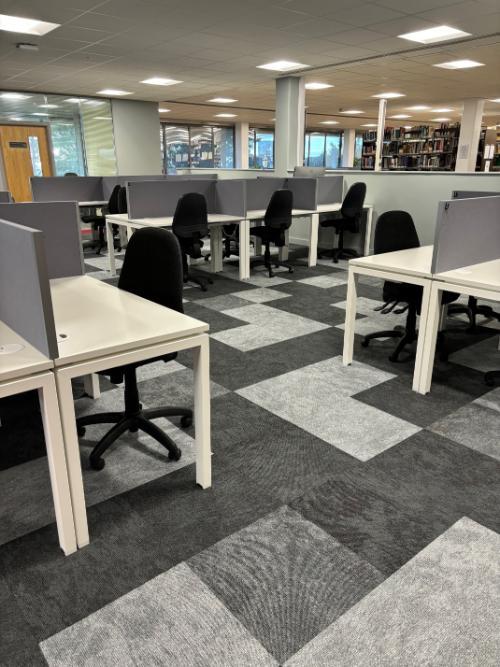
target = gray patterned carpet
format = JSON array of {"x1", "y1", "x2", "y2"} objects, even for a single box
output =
[{"x1": 1, "y1": 244, "x2": 500, "y2": 666}]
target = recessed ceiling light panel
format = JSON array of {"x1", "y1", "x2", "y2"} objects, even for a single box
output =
[
  {"x1": 38, "y1": 104, "x2": 58, "y2": 108},
  {"x1": 158, "y1": 108, "x2": 170, "y2": 113},
  {"x1": 489, "y1": 98, "x2": 500, "y2": 103},
  {"x1": 97, "y1": 89, "x2": 132, "y2": 96},
  {"x1": 406, "y1": 105, "x2": 431, "y2": 111},
  {"x1": 399, "y1": 25, "x2": 470, "y2": 44},
  {"x1": 434, "y1": 59, "x2": 484, "y2": 69},
  {"x1": 361, "y1": 123, "x2": 378, "y2": 127},
  {"x1": 340, "y1": 109, "x2": 364, "y2": 114},
  {"x1": 141, "y1": 77, "x2": 182, "y2": 86},
  {"x1": 372, "y1": 92, "x2": 405, "y2": 99},
  {"x1": 390, "y1": 114, "x2": 411, "y2": 119},
  {"x1": 1, "y1": 92, "x2": 31, "y2": 100},
  {"x1": 215, "y1": 113, "x2": 237, "y2": 118},
  {"x1": 0, "y1": 13, "x2": 60, "y2": 36},
  {"x1": 320, "y1": 120, "x2": 339, "y2": 124},
  {"x1": 431, "y1": 107, "x2": 453, "y2": 112},
  {"x1": 432, "y1": 117, "x2": 451, "y2": 121},
  {"x1": 305, "y1": 82, "x2": 333, "y2": 90},
  {"x1": 257, "y1": 60, "x2": 308, "y2": 72},
  {"x1": 208, "y1": 97, "x2": 238, "y2": 103}
]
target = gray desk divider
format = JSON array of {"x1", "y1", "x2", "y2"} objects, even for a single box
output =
[
  {"x1": 0, "y1": 219, "x2": 58, "y2": 358},
  {"x1": 286, "y1": 178, "x2": 318, "y2": 210},
  {"x1": 101, "y1": 175, "x2": 167, "y2": 199},
  {"x1": 31, "y1": 176, "x2": 104, "y2": 203},
  {"x1": 168, "y1": 174, "x2": 218, "y2": 180},
  {"x1": 246, "y1": 178, "x2": 286, "y2": 211},
  {"x1": 431, "y1": 196, "x2": 500, "y2": 274},
  {"x1": 127, "y1": 179, "x2": 216, "y2": 219},
  {"x1": 452, "y1": 190, "x2": 500, "y2": 199},
  {"x1": 0, "y1": 191, "x2": 12, "y2": 203},
  {"x1": 215, "y1": 180, "x2": 246, "y2": 217},
  {"x1": 0, "y1": 202, "x2": 84, "y2": 279},
  {"x1": 316, "y1": 176, "x2": 344, "y2": 205}
]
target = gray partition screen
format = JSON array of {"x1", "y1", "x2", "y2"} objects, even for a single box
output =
[
  {"x1": 0, "y1": 202, "x2": 84, "y2": 278},
  {"x1": 452, "y1": 190, "x2": 500, "y2": 199},
  {"x1": 294, "y1": 166, "x2": 325, "y2": 177},
  {"x1": 31, "y1": 176, "x2": 104, "y2": 202},
  {"x1": 316, "y1": 176, "x2": 344, "y2": 205},
  {"x1": 246, "y1": 178, "x2": 286, "y2": 211},
  {"x1": 431, "y1": 196, "x2": 500, "y2": 273},
  {"x1": 127, "y1": 179, "x2": 216, "y2": 218},
  {"x1": 0, "y1": 219, "x2": 57, "y2": 358},
  {"x1": 286, "y1": 178, "x2": 318, "y2": 209},
  {"x1": 101, "y1": 175, "x2": 167, "y2": 199},
  {"x1": 0, "y1": 191, "x2": 12, "y2": 203},
  {"x1": 215, "y1": 180, "x2": 246, "y2": 217}
]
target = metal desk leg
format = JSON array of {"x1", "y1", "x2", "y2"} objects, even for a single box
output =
[
  {"x1": 106, "y1": 220, "x2": 116, "y2": 276},
  {"x1": 364, "y1": 207, "x2": 373, "y2": 256},
  {"x1": 413, "y1": 280, "x2": 432, "y2": 394},
  {"x1": 118, "y1": 226, "x2": 127, "y2": 248},
  {"x1": 83, "y1": 374, "x2": 101, "y2": 399},
  {"x1": 343, "y1": 267, "x2": 359, "y2": 365},
  {"x1": 239, "y1": 219, "x2": 250, "y2": 280},
  {"x1": 308, "y1": 213, "x2": 319, "y2": 267},
  {"x1": 55, "y1": 371, "x2": 89, "y2": 548},
  {"x1": 193, "y1": 335, "x2": 211, "y2": 489},
  {"x1": 417, "y1": 281, "x2": 442, "y2": 395},
  {"x1": 210, "y1": 226, "x2": 223, "y2": 273},
  {"x1": 279, "y1": 229, "x2": 289, "y2": 261}
]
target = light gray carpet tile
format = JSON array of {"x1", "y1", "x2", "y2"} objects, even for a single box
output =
[
  {"x1": 237, "y1": 357, "x2": 419, "y2": 460},
  {"x1": 286, "y1": 517, "x2": 500, "y2": 667},
  {"x1": 136, "y1": 367, "x2": 229, "y2": 409},
  {"x1": 297, "y1": 274, "x2": 347, "y2": 289},
  {"x1": 129, "y1": 359, "x2": 185, "y2": 383},
  {"x1": 189, "y1": 506, "x2": 383, "y2": 664},
  {"x1": 84, "y1": 255, "x2": 122, "y2": 272},
  {"x1": 429, "y1": 403, "x2": 500, "y2": 462},
  {"x1": 448, "y1": 335, "x2": 500, "y2": 373},
  {"x1": 190, "y1": 293, "x2": 250, "y2": 312},
  {"x1": 211, "y1": 304, "x2": 330, "y2": 352},
  {"x1": 40, "y1": 562, "x2": 277, "y2": 667},
  {"x1": 475, "y1": 386, "x2": 500, "y2": 413},
  {"x1": 333, "y1": 296, "x2": 411, "y2": 337},
  {"x1": 230, "y1": 287, "x2": 291, "y2": 304}
]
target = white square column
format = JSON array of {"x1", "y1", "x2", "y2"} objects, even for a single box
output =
[
  {"x1": 275, "y1": 76, "x2": 305, "y2": 176},
  {"x1": 341, "y1": 128, "x2": 356, "y2": 168},
  {"x1": 455, "y1": 98, "x2": 484, "y2": 172},
  {"x1": 234, "y1": 122, "x2": 249, "y2": 169}
]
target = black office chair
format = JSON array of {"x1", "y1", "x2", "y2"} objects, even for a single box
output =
[
  {"x1": 448, "y1": 296, "x2": 500, "y2": 330},
  {"x1": 172, "y1": 192, "x2": 213, "y2": 291},
  {"x1": 249, "y1": 189, "x2": 294, "y2": 278},
  {"x1": 117, "y1": 185, "x2": 128, "y2": 213},
  {"x1": 319, "y1": 182, "x2": 367, "y2": 263},
  {"x1": 76, "y1": 228, "x2": 192, "y2": 470},
  {"x1": 64, "y1": 172, "x2": 78, "y2": 177},
  {"x1": 361, "y1": 210, "x2": 458, "y2": 362}
]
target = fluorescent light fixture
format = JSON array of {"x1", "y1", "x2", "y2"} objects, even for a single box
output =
[
  {"x1": 158, "y1": 108, "x2": 170, "y2": 113},
  {"x1": 215, "y1": 113, "x2": 237, "y2": 118},
  {"x1": 1, "y1": 92, "x2": 31, "y2": 100},
  {"x1": 434, "y1": 59, "x2": 484, "y2": 69},
  {"x1": 406, "y1": 105, "x2": 430, "y2": 111},
  {"x1": 320, "y1": 120, "x2": 339, "y2": 124},
  {"x1": 372, "y1": 92, "x2": 405, "y2": 99},
  {"x1": 208, "y1": 97, "x2": 238, "y2": 103},
  {"x1": 432, "y1": 117, "x2": 451, "y2": 121},
  {"x1": 361, "y1": 123, "x2": 378, "y2": 127},
  {"x1": 431, "y1": 107, "x2": 453, "y2": 112},
  {"x1": 257, "y1": 60, "x2": 308, "y2": 72},
  {"x1": 404, "y1": 125, "x2": 413, "y2": 129},
  {"x1": 390, "y1": 114, "x2": 411, "y2": 119},
  {"x1": 38, "y1": 104, "x2": 58, "y2": 108},
  {"x1": 399, "y1": 25, "x2": 470, "y2": 44},
  {"x1": 9, "y1": 116, "x2": 23, "y2": 121},
  {"x1": 305, "y1": 82, "x2": 333, "y2": 90},
  {"x1": 94, "y1": 116, "x2": 112, "y2": 121},
  {"x1": 340, "y1": 109, "x2": 364, "y2": 114},
  {"x1": 65, "y1": 98, "x2": 82, "y2": 103},
  {"x1": 32, "y1": 112, "x2": 49, "y2": 116},
  {"x1": 83, "y1": 100, "x2": 105, "y2": 106},
  {"x1": 0, "y1": 13, "x2": 60, "y2": 36},
  {"x1": 96, "y1": 89, "x2": 132, "y2": 96},
  {"x1": 141, "y1": 77, "x2": 182, "y2": 86},
  {"x1": 489, "y1": 98, "x2": 500, "y2": 103}
]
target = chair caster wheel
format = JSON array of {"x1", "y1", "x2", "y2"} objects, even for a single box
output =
[
  {"x1": 180, "y1": 415, "x2": 192, "y2": 428},
  {"x1": 129, "y1": 424, "x2": 139, "y2": 433},
  {"x1": 90, "y1": 456, "x2": 105, "y2": 471},
  {"x1": 208, "y1": 278, "x2": 214, "y2": 284},
  {"x1": 77, "y1": 425, "x2": 86, "y2": 437},
  {"x1": 288, "y1": 267, "x2": 294, "y2": 273},
  {"x1": 169, "y1": 449, "x2": 182, "y2": 461},
  {"x1": 361, "y1": 340, "x2": 369, "y2": 348},
  {"x1": 204, "y1": 255, "x2": 210, "y2": 262}
]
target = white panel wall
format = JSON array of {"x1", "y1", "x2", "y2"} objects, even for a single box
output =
[{"x1": 111, "y1": 99, "x2": 162, "y2": 175}]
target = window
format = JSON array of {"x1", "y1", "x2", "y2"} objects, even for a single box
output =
[
  {"x1": 161, "y1": 123, "x2": 234, "y2": 172},
  {"x1": 304, "y1": 131, "x2": 342, "y2": 169},
  {"x1": 354, "y1": 133, "x2": 363, "y2": 168},
  {"x1": 50, "y1": 120, "x2": 86, "y2": 175},
  {"x1": 249, "y1": 128, "x2": 274, "y2": 169}
]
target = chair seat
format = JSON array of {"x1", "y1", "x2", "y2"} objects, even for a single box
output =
[
  {"x1": 250, "y1": 225, "x2": 285, "y2": 246},
  {"x1": 101, "y1": 352, "x2": 177, "y2": 384},
  {"x1": 320, "y1": 216, "x2": 356, "y2": 232}
]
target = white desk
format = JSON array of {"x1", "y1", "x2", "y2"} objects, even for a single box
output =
[
  {"x1": 0, "y1": 322, "x2": 77, "y2": 555},
  {"x1": 50, "y1": 275, "x2": 211, "y2": 548},
  {"x1": 419, "y1": 258, "x2": 500, "y2": 394},
  {"x1": 342, "y1": 246, "x2": 434, "y2": 394},
  {"x1": 78, "y1": 201, "x2": 107, "y2": 207}
]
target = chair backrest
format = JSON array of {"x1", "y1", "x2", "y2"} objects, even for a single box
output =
[
  {"x1": 172, "y1": 192, "x2": 209, "y2": 239},
  {"x1": 107, "y1": 184, "x2": 121, "y2": 214},
  {"x1": 374, "y1": 210, "x2": 420, "y2": 255},
  {"x1": 118, "y1": 227, "x2": 184, "y2": 313},
  {"x1": 117, "y1": 186, "x2": 128, "y2": 213},
  {"x1": 64, "y1": 172, "x2": 78, "y2": 177},
  {"x1": 264, "y1": 189, "x2": 293, "y2": 230},
  {"x1": 341, "y1": 182, "x2": 366, "y2": 220}
]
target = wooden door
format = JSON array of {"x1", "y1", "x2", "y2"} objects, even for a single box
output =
[{"x1": 0, "y1": 125, "x2": 53, "y2": 202}]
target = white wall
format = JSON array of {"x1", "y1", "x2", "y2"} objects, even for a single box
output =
[{"x1": 111, "y1": 99, "x2": 162, "y2": 175}]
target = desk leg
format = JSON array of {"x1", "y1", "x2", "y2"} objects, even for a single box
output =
[
  {"x1": 83, "y1": 373, "x2": 101, "y2": 399},
  {"x1": 106, "y1": 221, "x2": 116, "y2": 276},
  {"x1": 417, "y1": 281, "x2": 442, "y2": 395},
  {"x1": 343, "y1": 268, "x2": 358, "y2": 365},
  {"x1": 55, "y1": 371, "x2": 89, "y2": 548},
  {"x1": 308, "y1": 213, "x2": 319, "y2": 267},
  {"x1": 118, "y1": 226, "x2": 127, "y2": 249},
  {"x1": 193, "y1": 335, "x2": 211, "y2": 489},
  {"x1": 279, "y1": 229, "x2": 289, "y2": 261},
  {"x1": 38, "y1": 375, "x2": 77, "y2": 556},
  {"x1": 210, "y1": 226, "x2": 223, "y2": 273},
  {"x1": 239, "y1": 219, "x2": 250, "y2": 280},
  {"x1": 364, "y1": 207, "x2": 373, "y2": 256},
  {"x1": 253, "y1": 220, "x2": 262, "y2": 257},
  {"x1": 413, "y1": 280, "x2": 432, "y2": 394}
]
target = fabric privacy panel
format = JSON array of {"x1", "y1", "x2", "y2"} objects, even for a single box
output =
[
  {"x1": 214, "y1": 180, "x2": 246, "y2": 217},
  {"x1": 245, "y1": 178, "x2": 287, "y2": 211},
  {"x1": 31, "y1": 176, "x2": 104, "y2": 202},
  {"x1": 286, "y1": 178, "x2": 318, "y2": 210},
  {"x1": 452, "y1": 191, "x2": 500, "y2": 199},
  {"x1": 0, "y1": 191, "x2": 12, "y2": 203},
  {"x1": 0, "y1": 202, "x2": 84, "y2": 279},
  {"x1": 316, "y1": 176, "x2": 344, "y2": 205},
  {"x1": 101, "y1": 175, "x2": 167, "y2": 199},
  {"x1": 431, "y1": 196, "x2": 500, "y2": 273},
  {"x1": 127, "y1": 180, "x2": 216, "y2": 218},
  {"x1": 0, "y1": 219, "x2": 58, "y2": 358}
]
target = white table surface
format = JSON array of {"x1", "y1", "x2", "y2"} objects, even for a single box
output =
[
  {"x1": 349, "y1": 245, "x2": 433, "y2": 278},
  {"x1": 51, "y1": 275, "x2": 209, "y2": 366},
  {"x1": 78, "y1": 201, "x2": 107, "y2": 207},
  {"x1": 435, "y1": 258, "x2": 500, "y2": 293},
  {"x1": 0, "y1": 321, "x2": 53, "y2": 383},
  {"x1": 106, "y1": 212, "x2": 242, "y2": 226}
]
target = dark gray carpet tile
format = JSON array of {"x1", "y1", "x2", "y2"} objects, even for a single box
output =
[
  {"x1": 102, "y1": 276, "x2": 119, "y2": 288},
  {"x1": 182, "y1": 300, "x2": 246, "y2": 333},
  {"x1": 292, "y1": 430, "x2": 500, "y2": 575},
  {"x1": 83, "y1": 263, "x2": 100, "y2": 273},
  {"x1": 0, "y1": 588, "x2": 41, "y2": 664},
  {"x1": 2, "y1": 647, "x2": 47, "y2": 666},
  {"x1": 0, "y1": 495, "x2": 163, "y2": 644},
  {"x1": 270, "y1": 290, "x2": 350, "y2": 326},
  {"x1": 353, "y1": 373, "x2": 486, "y2": 428},
  {"x1": 189, "y1": 506, "x2": 383, "y2": 664},
  {"x1": 186, "y1": 273, "x2": 256, "y2": 300},
  {"x1": 136, "y1": 367, "x2": 229, "y2": 410},
  {"x1": 178, "y1": 328, "x2": 345, "y2": 391}
]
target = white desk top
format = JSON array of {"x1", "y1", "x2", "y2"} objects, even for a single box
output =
[
  {"x1": 435, "y1": 258, "x2": 500, "y2": 293},
  {"x1": 246, "y1": 208, "x2": 318, "y2": 219},
  {"x1": 350, "y1": 245, "x2": 433, "y2": 279},
  {"x1": 106, "y1": 213, "x2": 242, "y2": 227},
  {"x1": 51, "y1": 275, "x2": 208, "y2": 367},
  {"x1": 79, "y1": 201, "x2": 107, "y2": 207},
  {"x1": 0, "y1": 321, "x2": 53, "y2": 383}
]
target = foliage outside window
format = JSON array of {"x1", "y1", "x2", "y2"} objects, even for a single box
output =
[
  {"x1": 304, "y1": 131, "x2": 342, "y2": 169},
  {"x1": 248, "y1": 128, "x2": 274, "y2": 169}
]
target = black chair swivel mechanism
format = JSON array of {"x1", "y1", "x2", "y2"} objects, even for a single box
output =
[
  {"x1": 319, "y1": 182, "x2": 367, "y2": 263},
  {"x1": 249, "y1": 189, "x2": 294, "y2": 278},
  {"x1": 173, "y1": 192, "x2": 213, "y2": 291},
  {"x1": 76, "y1": 228, "x2": 192, "y2": 470},
  {"x1": 362, "y1": 211, "x2": 458, "y2": 362}
]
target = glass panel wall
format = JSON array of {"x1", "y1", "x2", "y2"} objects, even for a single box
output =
[
  {"x1": 161, "y1": 123, "x2": 234, "y2": 172},
  {"x1": 304, "y1": 130, "x2": 342, "y2": 168},
  {"x1": 248, "y1": 128, "x2": 274, "y2": 169}
]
